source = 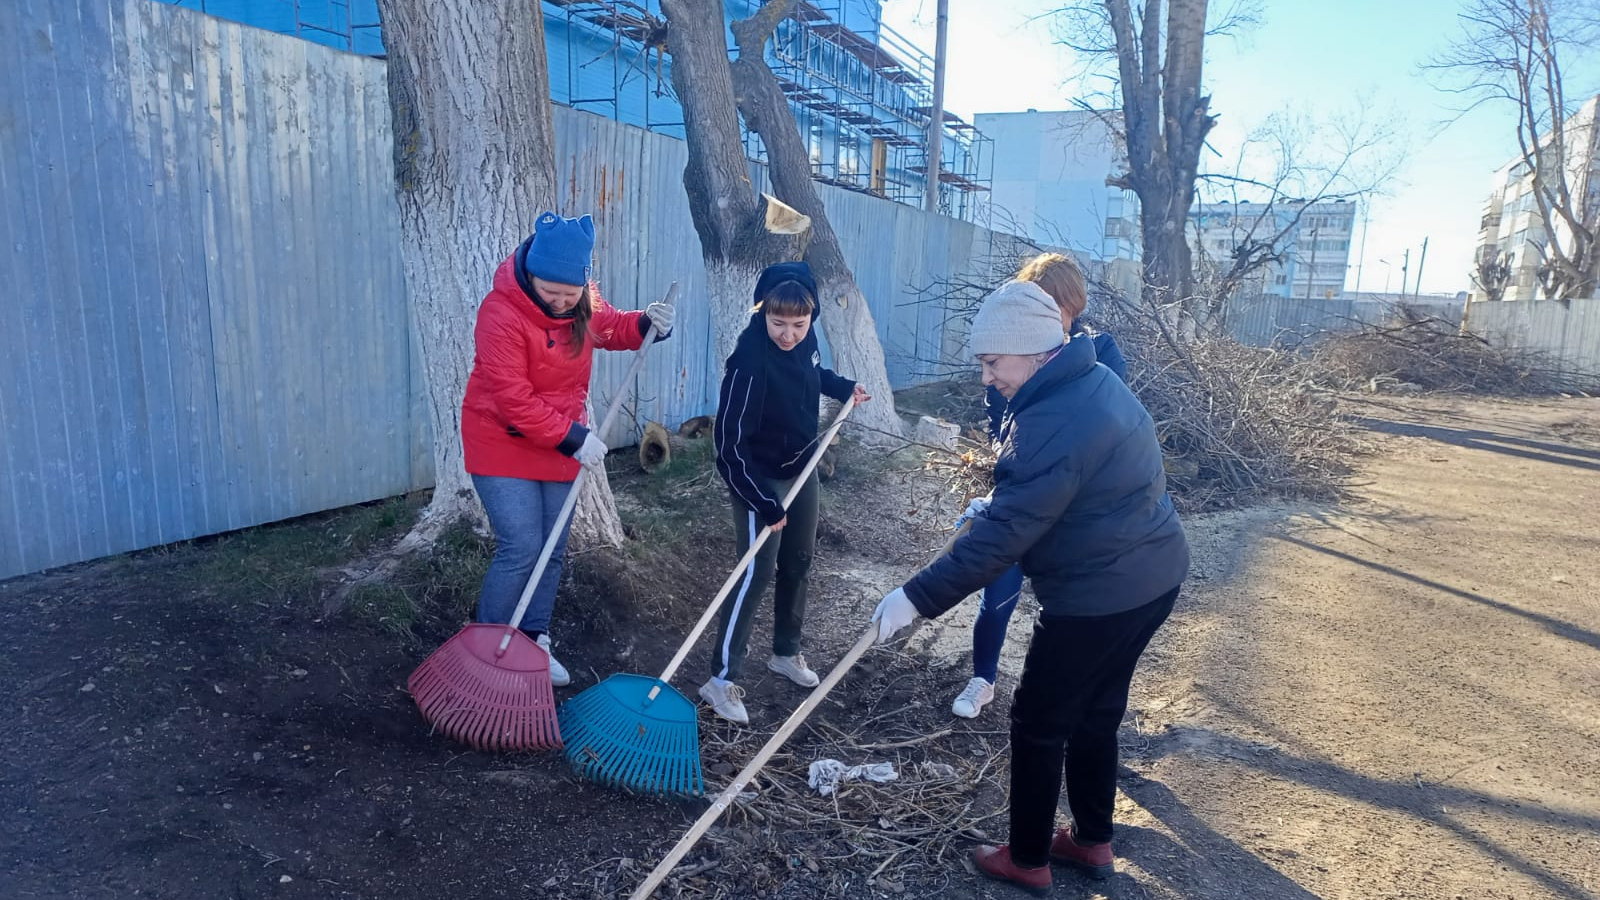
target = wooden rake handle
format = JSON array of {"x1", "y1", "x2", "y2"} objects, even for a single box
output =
[
  {"x1": 630, "y1": 624, "x2": 880, "y2": 900},
  {"x1": 502, "y1": 282, "x2": 679, "y2": 639},
  {"x1": 646, "y1": 395, "x2": 857, "y2": 695}
]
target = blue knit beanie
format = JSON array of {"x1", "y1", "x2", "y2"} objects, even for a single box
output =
[{"x1": 524, "y1": 211, "x2": 595, "y2": 286}]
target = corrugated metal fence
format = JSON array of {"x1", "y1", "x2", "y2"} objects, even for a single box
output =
[
  {"x1": 554, "y1": 111, "x2": 1010, "y2": 448},
  {"x1": 1467, "y1": 297, "x2": 1600, "y2": 386},
  {"x1": 1219, "y1": 293, "x2": 1600, "y2": 388},
  {"x1": 1219, "y1": 296, "x2": 1464, "y2": 348},
  {"x1": 2, "y1": 0, "x2": 420, "y2": 579},
  {"x1": 1, "y1": 0, "x2": 1011, "y2": 578}
]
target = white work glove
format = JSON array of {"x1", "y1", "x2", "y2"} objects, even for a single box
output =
[
  {"x1": 953, "y1": 494, "x2": 991, "y2": 530},
  {"x1": 872, "y1": 587, "x2": 920, "y2": 645},
  {"x1": 644, "y1": 301, "x2": 674, "y2": 335},
  {"x1": 574, "y1": 432, "x2": 608, "y2": 467}
]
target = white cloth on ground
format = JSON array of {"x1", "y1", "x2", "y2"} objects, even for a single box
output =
[{"x1": 807, "y1": 759, "x2": 899, "y2": 796}]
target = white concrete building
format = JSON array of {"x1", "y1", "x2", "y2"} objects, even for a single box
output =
[
  {"x1": 977, "y1": 108, "x2": 1363, "y2": 299},
  {"x1": 973, "y1": 109, "x2": 1138, "y2": 262},
  {"x1": 1190, "y1": 199, "x2": 1358, "y2": 299},
  {"x1": 1472, "y1": 94, "x2": 1600, "y2": 301}
]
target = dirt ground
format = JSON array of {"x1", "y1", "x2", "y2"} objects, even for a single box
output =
[{"x1": 2, "y1": 390, "x2": 1597, "y2": 900}]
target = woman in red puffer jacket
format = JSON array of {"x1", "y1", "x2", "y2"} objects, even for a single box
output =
[{"x1": 460, "y1": 211, "x2": 673, "y2": 686}]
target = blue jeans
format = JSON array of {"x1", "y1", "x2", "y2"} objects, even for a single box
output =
[
  {"x1": 472, "y1": 474, "x2": 575, "y2": 635},
  {"x1": 973, "y1": 564, "x2": 1025, "y2": 683},
  {"x1": 955, "y1": 508, "x2": 1024, "y2": 683}
]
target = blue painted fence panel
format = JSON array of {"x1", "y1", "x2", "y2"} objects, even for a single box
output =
[{"x1": 2, "y1": 0, "x2": 1012, "y2": 578}]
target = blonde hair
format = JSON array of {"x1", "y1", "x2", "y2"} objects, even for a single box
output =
[{"x1": 1015, "y1": 252, "x2": 1087, "y2": 323}]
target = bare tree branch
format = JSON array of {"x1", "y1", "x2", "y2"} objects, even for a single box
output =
[{"x1": 1429, "y1": 0, "x2": 1600, "y2": 300}]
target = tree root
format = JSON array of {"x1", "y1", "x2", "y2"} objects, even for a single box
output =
[{"x1": 320, "y1": 493, "x2": 478, "y2": 617}]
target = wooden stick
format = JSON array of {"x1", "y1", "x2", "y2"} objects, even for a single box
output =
[
  {"x1": 502, "y1": 283, "x2": 677, "y2": 638},
  {"x1": 644, "y1": 396, "x2": 857, "y2": 697},
  {"x1": 629, "y1": 625, "x2": 880, "y2": 900}
]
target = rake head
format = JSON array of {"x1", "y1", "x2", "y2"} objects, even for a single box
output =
[
  {"x1": 558, "y1": 674, "x2": 704, "y2": 798},
  {"x1": 408, "y1": 624, "x2": 562, "y2": 752}
]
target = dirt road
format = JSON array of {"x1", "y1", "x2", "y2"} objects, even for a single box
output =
[{"x1": 1076, "y1": 395, "x2": 1600, "y2": 900}]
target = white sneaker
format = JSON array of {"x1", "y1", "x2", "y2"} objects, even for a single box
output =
[
  {"x1": 767, "y1": 653, "x2": 821, "y2": 688},
  {"x1": 951, "y1": 677, "x2": 995, "y2": 719},
  {"x1": 698, "y1": 678, "x2": 749, "y2": 725},
  {"x1": 535, "y1": 634, "x2": 570, "y2": 687}
]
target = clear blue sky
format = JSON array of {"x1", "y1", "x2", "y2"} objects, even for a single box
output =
[{"x1": 881, "y1": 0, "x2": 1566, "y2": 295}]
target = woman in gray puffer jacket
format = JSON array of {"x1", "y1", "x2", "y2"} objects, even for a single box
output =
[{"x1": 871, "y1": 279, "x2": 1188, "y2": 894}]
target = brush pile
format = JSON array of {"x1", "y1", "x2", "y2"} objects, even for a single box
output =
[
  {"x1": 1307, "y1": 305, "x2": 1576, "y2": 395},
  {"x1": 675, "y1": 651, "x2": 1011, "y2": 899},
  {"x1": 891, "y1": 309, "x2": 1361, "y2": 514},
  {"x1": 1105, "y1": 307, "x2": 1360, "y2": 512}
]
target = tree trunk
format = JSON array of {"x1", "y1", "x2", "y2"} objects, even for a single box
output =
[
  {"x1": 660, "y1": 0, "x2": 791, "y2": 370},
  {"x1": 730, "y1": 2, "x2": 904, "y2": 439},
  {"x1": 661, "y1": 0, "x2": 905, "y2": 439},
  {"x1": 376, "y1": 0, "x2": 624, "y2": 546},
  {"x1": 572, "y1": 400, "x2": 626, "y2": 546},
  {"x1": 1104, "y1": 0, "x2": 1213, "y2": 320}
]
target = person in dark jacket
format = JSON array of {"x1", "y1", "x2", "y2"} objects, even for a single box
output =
[
  {"x1": 461, "y1": 211, "x2": 673, "y2": 687},
  {"x1": 872, "y1": 279, "x2": 1188, "y2": 893},
  {"x1": 955, "y1": 251, "x2": 1130, "y2": 720},
  {"x1": 702, "y1": 261, "x2": 871, "y2": 725}
]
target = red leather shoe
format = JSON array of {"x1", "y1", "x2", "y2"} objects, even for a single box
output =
[
  {"x1": 1049, "y1": 825, "x2": 1114, "y2": 879},
  {"x1": 971, "y1": 844, "x2": 1051, "y2": 896}
]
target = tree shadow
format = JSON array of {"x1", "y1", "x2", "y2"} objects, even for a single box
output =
[
  {"x1": 1349, "y1": 416, "x2": 1600, "y2": 470},
  {"x1": 1134, "y1": 726, "x2": 1600, "y2": 900},
  {"x1": 1272, "y1": 533, "x2": 1600, "y2": 653}
]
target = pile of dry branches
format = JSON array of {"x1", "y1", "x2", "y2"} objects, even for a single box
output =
[
  {"x1": 903, "y1": 257, "x2": 1365, "y2": 511},
  {"x1": 673, "y1": 653, "x2": 1008, "y2": 898},
  {"x1": 886, "y1": 320, "x2": 1357, "y2": 513},
  {"x1": 1308, "y1": 306, "x2": 1576, "y2": 396},
  {"x1": 1093, "y1": 295, "x2": 1361, "y2": 512}
]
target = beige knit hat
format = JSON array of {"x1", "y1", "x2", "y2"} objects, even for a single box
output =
[{"x1": 968, "y1": 280, "x2": 1065, "y2": 357}]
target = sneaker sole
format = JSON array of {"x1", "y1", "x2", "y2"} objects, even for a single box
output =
[
  {"x1": 951, "y1": 699, "x2": 990, "y2": 719},
  {"x1": 1048, "y1": 853, "x2": 1113, "y2": 880}
]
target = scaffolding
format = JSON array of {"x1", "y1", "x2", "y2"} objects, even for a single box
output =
[
  {"x1": 544, "y1": 0, "x2": 684, "y2": 133},
  {"x1": 764, "y1": 1, "x2": 992, "y2": 220},
  {"x1": 542, "y1": 0, "x2": 991, "y2": 221}
]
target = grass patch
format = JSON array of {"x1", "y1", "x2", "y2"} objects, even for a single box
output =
[
  {"x1": 118, "y1": 492, "x2": 489, "y2": 642},
  {"x1": 615, "y1": 437, "x2": 721, "y2": 549},
  {"x1": 346, "y1": 583, "x2": 417, "y2": 637},
  {"x1": 348, "y1": 520, "x2": 492, "y2": 640},
  {"x1": 160, "y1": 495, "x2": 424, "y2": 605}
]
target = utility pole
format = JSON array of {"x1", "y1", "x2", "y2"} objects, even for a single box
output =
[
  {"x1": 1400, "y1": 247, "x2": 1411, "y2": 297},
  {"x1": 1413, "y1": 236, "x2": 1429, "y2": 300},
  {"x1": 1304, "y1": 226, "x2": 1320, "y2": 299},
  {"x1": 1354, "y1": 202, "x2": 1370, "y2": 293},
  {"x1": 923, "y1": 0, "x2": 949, "y2": 213}
]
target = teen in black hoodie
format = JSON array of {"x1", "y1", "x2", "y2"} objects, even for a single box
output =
[{"x1": 700, "y1": 262, "x2": 870, "y2": 725}]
